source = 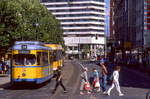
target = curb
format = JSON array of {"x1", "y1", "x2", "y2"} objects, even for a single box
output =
[{"x1": 0, "y1": 74, "x2": 9, "y2": 77}]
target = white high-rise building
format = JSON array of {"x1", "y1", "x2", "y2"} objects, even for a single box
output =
[{"x1": 41, "y1": 0, "x2": 106, "y2": 58}]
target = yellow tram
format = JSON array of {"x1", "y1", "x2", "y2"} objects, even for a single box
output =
[
  {"x1": 11, "y1": 41, "x2": 63, "y2": 84},
  {"x1": 44, "y1": 44, "x2": 63, "y2": 71}
]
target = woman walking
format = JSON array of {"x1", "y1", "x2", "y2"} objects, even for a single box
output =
[
  {"x1": 92, "y1": 68, "x2": 100, "y2": 92},
  {"x1": 106, "y1": 66, "x2": 124, "y2": 96},
  {"x1": 80, "y1": 67, "x2": 91, "y2": 95}
]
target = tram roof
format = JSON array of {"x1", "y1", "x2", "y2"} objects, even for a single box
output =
[
  {"x1": 15, "y1": 41, "x2": 44, "y2": 45},
  {"x1": 44, "y1": 44, "x2": 62, "y2": 50},
  {"x1": 13, "y1": 41, "x2": 52, "y2": 50}
]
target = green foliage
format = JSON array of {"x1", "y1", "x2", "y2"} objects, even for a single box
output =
[
  {"x1": 0, "y1": 0, "x2": 64, "y2": 53},
  {"x1": 82, "y1": 45, "x2": 90, "y2": 53}
]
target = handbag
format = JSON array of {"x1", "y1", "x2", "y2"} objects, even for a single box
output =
[
  {"x1": 94, "y1": 80, "x2": 100, "y2": 88},
  {"x1": 84, "y1": 82, "x2": 91, "y2": 91}
]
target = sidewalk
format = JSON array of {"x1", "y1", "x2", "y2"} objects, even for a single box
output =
[{"x1": 0, "y1": 74, "x2": 10, "y2": 88}]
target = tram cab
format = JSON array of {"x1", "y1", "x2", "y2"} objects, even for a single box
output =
[{"x1": 11, "y1": 41, "x2": 53, "y2": 84}]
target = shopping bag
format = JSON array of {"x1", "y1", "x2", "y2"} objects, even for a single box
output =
[
  {"x1": 84, "y1": 82, "x2": 91, "y2": 91},
  {"x1": 94, "y1": 81, "x2": 100, "y2": 88}
]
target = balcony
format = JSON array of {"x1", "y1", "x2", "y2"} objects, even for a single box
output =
[{"x1": 64, "y1": 36, "x2": 105, "y2": 45}]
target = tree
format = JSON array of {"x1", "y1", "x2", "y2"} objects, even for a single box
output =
[
  {"x1": 0, "y1": 0, "x2": 64, "y2": 54},
  {"x1": 82, "y1": 45, "x2": 90, "y2": 59}
]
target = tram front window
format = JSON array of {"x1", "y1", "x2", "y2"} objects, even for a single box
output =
[{"x1": 13, "y1": 54, "x2": 36, "y2": 65}]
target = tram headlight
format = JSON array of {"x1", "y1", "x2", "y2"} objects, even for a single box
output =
[{"x1": 22, "y1": 73, "x2": 26, "y2": 77}]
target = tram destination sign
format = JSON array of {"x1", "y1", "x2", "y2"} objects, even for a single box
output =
[{"x1": 19, "y1": 50, "x2": 30, "y2": 54}]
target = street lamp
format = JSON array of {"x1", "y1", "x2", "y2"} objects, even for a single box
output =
[
  {"x1": 18, "y1": 13, "x2": 23, "y2": 40},
  {"x1": 35, "y1": 23, "x2": 39, "y2": 41}
]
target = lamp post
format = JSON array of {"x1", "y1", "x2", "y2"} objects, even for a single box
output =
[
  {"x1": 35, "y1": 23, "x2": 39, "y2": 41},
  {"x1": 18, "y1": 13, "x2": 23, "y2": 40}
]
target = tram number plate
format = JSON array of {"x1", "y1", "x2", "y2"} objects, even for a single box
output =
[{"x1": 19, "y1": 50, "x2": 30, "y2": 54}]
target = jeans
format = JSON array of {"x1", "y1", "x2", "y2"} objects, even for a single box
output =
[{"x1": 100, "y1": 75, "x2": 107, "y2": 92}]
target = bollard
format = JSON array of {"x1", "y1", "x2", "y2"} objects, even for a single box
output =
[{"x1": 146, "y1": 91, "x2": 150, "y2": 99}]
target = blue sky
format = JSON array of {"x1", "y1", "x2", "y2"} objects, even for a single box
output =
[{"x1": 105, "y1": 0, "x2": 110, "y2": 37}]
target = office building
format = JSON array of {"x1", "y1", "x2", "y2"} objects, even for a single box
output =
[{"x1": 41, "y1": 0, "x2": 106, "y2": 58}]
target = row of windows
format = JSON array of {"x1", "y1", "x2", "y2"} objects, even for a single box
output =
[
  {"x1": 42, "y1": 0, "x2": 104, "y2": 5},
  {"x1": 37, "y1": 50, "x2": 63, "y2": 65},
  {"x1": 64, "y1": 34, "x2": 104, "y2": 37},
  {"x1": 60, "y1": 19, "x2": 105, "y2": 22},
  {"x1": 55, "y1": 14, "x2": 105, "y2": 18},
  {"x1": 45, "y1": 4, "x2": 104, "y2": 8},
  {"x1": 45, "y1": 0, "x2": 104, "y2": 1},
  {"x1": 43, "y1": 3, "x2": 105, "y2": 8},
  {"x1": 64, "y1": 29, "x2": 105, "y2": 32},
  {"x1": 49, "y1": 9, "x2": 104, "y2": 13},
  {"x1": 62, "y1": 24, "x2": 105, "y2": 27},
  {"x1": 13, "y1": 51, "x2": 63, "y2": 66}
]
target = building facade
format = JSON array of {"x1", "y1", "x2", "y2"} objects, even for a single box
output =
[
  {"x1": 136, "y1": 0, "x2": 144, "y2": 48},
  {"x1": 144, "y1": 0, "x2": 150, "y2": 49},
  {"x1": 110, "y1": 0, "x2": 115, "y2": 40},
  {"x1": 41, "y1": 0, "x2": 106, "y2": 58},
  {"x1": 111, "y1": 0, "x2": 150, "y2": 65}
]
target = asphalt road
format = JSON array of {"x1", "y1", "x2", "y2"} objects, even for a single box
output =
[{"x1": 0, "y1": 60, "x2": 150, "y2": 99}]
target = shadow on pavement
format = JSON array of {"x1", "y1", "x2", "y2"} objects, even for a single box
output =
[
  {"x1": 120, "y1": 66, "x2": 150, "y2": 89},
  {"x1": 2, "y1": 79, "x2": 52, "y2": 90}
]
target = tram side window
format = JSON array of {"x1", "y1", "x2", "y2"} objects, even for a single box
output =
[
  {"x1": 57, "y1": 50, "x2": 60, "y2": 61},
  {"x1": 53, "y1": 51, "x2": 57, "y2": 61},
  {"x1": 60, "y1": 50, "x2": 62, "y2": 59},
  {"x1": 42, "y1": 52, "x2": 48, "y2": 65},
  {"x1": 37, "y1": 52, "x2": 41, "y2": 65},
  {"x1": 58, "y1": 50, "x2": 61, "y2": 60},
  {"x1": 59, "y1": 50, "x2": 62, "y2": 59},
  {"x1": 49, "y1": 51, "x2": 54, "y2": 64}
]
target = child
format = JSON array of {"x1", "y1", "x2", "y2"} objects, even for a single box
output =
[
  {"x1": 92, "y1": 68, "x2": 100, "y2": 92},
  {"x1": 80, "y1": 67, "x2": 91, "y2": 95},
  {"x1": 106, "y1": 66, "x2": 124, "y2": 96}
]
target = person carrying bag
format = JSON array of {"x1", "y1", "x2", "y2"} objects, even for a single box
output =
[
  {"x1": 92, "y1": 68, "x2": 100, "y2": 92},
  {"x1": 80, "y1": 67, "x2": 91, "y2": 94}
]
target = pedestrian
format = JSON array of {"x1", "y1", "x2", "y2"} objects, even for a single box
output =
[
  {"x1": 92, "y1": 68, "x2": 100, "y2": 92},
  {"x1": 100, "y1": 61, "x2": 108, "y2": 94},
  {"x1": 52, "y1": 66, "x2": 67, "y2": 94},
  {"x1": 106, "y1": 66, "x2": 124, "y2": 96},
  {"x1": 0, "y1": 62, "x2": 3, "y2": 74},
  {"x1": 1, "y1": 61, "x2": 8, "y2": 74},
  {"x1": 80, "y1": 67, "x2": 91, "y2": 95}
]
